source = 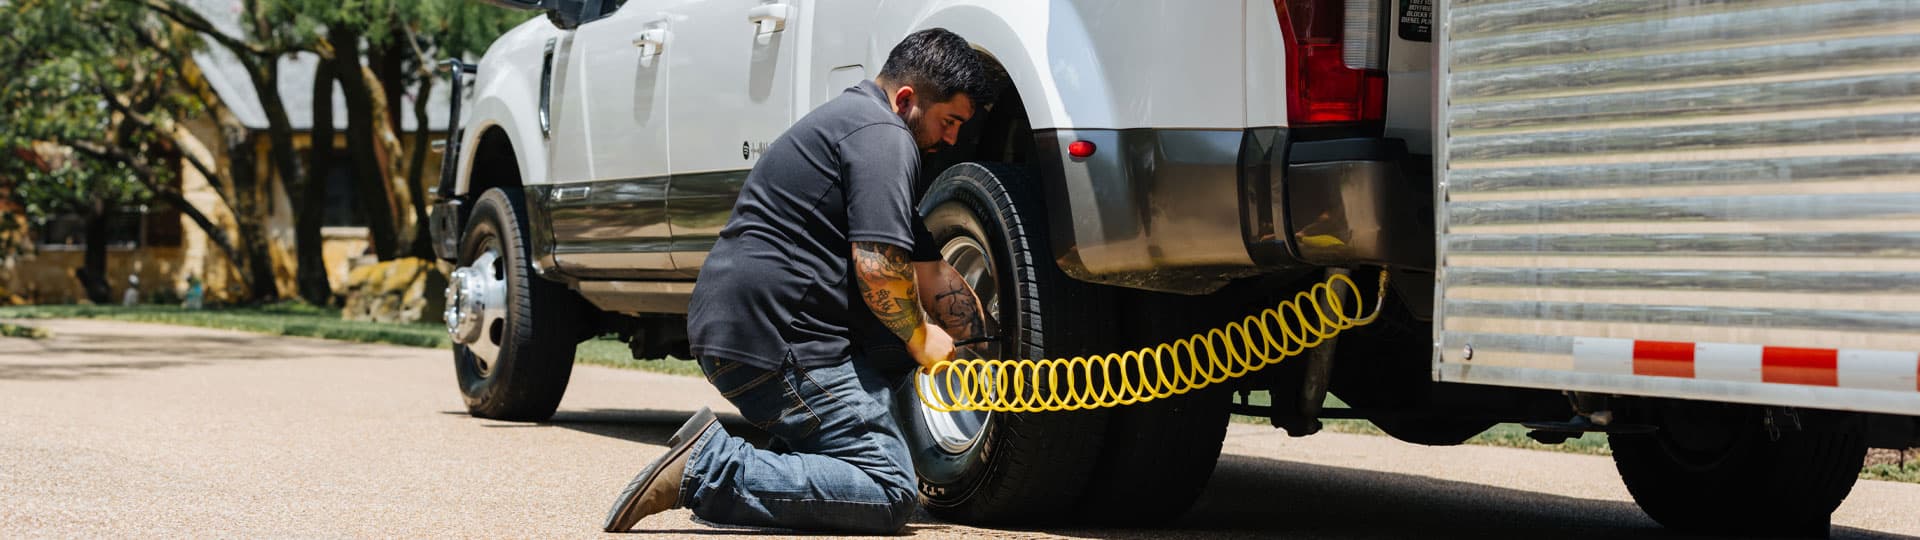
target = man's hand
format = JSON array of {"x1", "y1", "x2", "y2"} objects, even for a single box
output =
[{"x1": 916, "y1": 322, "x2": 956, "y2": 370}]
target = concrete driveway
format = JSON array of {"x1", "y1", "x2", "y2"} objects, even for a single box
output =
[{"x1": 2, "y1": 319, "x2": 1915, "y2": 538}]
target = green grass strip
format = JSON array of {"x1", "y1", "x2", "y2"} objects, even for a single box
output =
[
  {"x1": 0, "y1": 304, "x2": 450, "y2": 348},
  {"x1": 0, "y1": 303, "x2": 700, "y2": 375},
  {"x1": 1862, "y1": 460, "x2": 1920, "y2": 483}
]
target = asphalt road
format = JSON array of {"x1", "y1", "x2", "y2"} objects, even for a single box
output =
[{"x1": 2, "y1": 318, "x2": 1915, "y2": 539}]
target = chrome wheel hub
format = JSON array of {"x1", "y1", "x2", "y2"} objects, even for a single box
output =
[
  {"x1": 917, "y1": 234, "x2": 1001, "y2": 454},
  {"x1": 446, "y1": 249, "x2": 508, "y2": 375}
]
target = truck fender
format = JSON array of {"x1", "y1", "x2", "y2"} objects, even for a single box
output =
[
  {"x1": 898, "y1": 1, "x2": 1248, "y2": 131},
  {"x1": 454, "y1": 18, "x2": 555, "y2": 197},
  {"x1": 895, "y1": 2, "x2": 1101, "y2": 131},
  {"x1": 456, "y1": 95, "x2": 547, "y2": 195}
]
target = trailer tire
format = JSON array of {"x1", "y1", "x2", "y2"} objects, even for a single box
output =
[
  {"x1": 899, "y1": 162, "x2": 1111, "y2": 526},
  {"x1": 1610, "y1": 401, "x2": 1866, "y2": 537}
]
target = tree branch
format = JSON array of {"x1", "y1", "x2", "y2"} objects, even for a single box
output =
[
  {"x1": 102, "y1": 93, "x2": 227, "y2": 192},
  {"x1": 67, "y1": 138, "x2": 251, "y2": 293},
  {"x1": 127, "y1": 0, "x2": 260, "y2": 56}
]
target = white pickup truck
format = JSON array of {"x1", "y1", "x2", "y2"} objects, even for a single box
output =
[{"x1": 430, "y1": 0, "x2": 1920, "y2": 533}]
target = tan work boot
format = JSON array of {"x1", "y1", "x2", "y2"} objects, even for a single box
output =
[{"x1": 602, "y1": 406, "x2": 718, "y2": 532}]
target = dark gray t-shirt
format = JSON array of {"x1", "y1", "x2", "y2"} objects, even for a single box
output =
[{"x1": 687, "y1": 81, "x2": 938, "y2": 370}]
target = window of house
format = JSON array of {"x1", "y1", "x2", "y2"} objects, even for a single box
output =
[
  {"x1": 33, "y1": 155, "x2": 184, "y2": 250},
  {"x1": 322, "y1": 151, "x2": 368, "y2": 228},
  {"x1": 36, "y1": 209, "x2": 148, "y2": 250}
]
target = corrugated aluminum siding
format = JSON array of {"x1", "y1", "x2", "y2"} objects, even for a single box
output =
[{"x1": 1435, "y1": 0, "x2": 1920, "y2": 415}]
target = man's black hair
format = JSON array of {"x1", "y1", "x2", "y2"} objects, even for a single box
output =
[{"x1": 877, "y1": 28, "x2": 1000, "y2": 108}]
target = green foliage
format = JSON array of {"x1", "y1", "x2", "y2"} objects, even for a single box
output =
[
  {"x1": 0, "y1": 322, "x2": 53, "y2": 339},
  {"x1": 0, "y1": 0, "x2": 199, "y2": 221},
  {"x1": 256, "y1": 0, "x2": 529, "y2": 58},
  {"x1": 1861, "y1": 459, "x2": 1920, "y2": 484}
]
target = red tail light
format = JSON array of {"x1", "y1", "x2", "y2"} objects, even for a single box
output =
[{"x1": 1275, "y1": 0, "x2": 1386, "y2": 125}]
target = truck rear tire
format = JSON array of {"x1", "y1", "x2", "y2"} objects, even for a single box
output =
[
  {"x1": 898, "y1": 162, "x2": 1112, "y2": 525},
  {"x1": 451, "y1": 188, "x2": 580, "y2": 421},
  {"x1": 1610, "y1": 401, "x2": 1866, "y2": 536},
  {"x1": 1076, "y1": 386, "x2": 1231, "y2": 526}
]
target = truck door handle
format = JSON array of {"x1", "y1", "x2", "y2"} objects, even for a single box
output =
[
  {"x1": 631, "y1": 28, "x2": 669, "y2": 55},
  {"x1": 746, "y1": 3, "x2": 790, "y2": 34}
]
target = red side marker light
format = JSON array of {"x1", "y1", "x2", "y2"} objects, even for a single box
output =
[{"x1": 1068, "y1": 140, "x2": 1096, "y2": 159}]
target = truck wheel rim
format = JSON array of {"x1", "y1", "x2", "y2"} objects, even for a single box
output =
[
  {"x1": 917, "y1": 234, "x2": 1000, "y2": 454},
  {"x1": 447, "y1": 240, "x2": 509, "y2": 376}
]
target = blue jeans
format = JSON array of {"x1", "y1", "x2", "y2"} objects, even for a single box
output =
[{"x1": 680, "y1": 355, "x2": 918, "y2": 534}]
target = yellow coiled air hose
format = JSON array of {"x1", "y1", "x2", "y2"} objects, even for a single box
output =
[{"x1": 916, "y1": 270, "x2": 1390, "y2": 413}]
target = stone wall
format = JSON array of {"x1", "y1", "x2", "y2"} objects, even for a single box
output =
[{"x1": 339, "y1": 257, "x2": 447, "y2": 324}]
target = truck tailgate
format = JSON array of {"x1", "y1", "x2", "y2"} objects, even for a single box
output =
[{"x1": 1433, "y1": 0, "x2": 1920, "y2": 416}]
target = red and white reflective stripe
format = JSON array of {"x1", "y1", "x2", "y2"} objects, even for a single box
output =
[{"x1": 1571, "y1": 337, "x2": 1920, "y2": 392}]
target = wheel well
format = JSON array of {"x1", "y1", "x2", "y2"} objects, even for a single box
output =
[
  {"x1": 466, "y1": 126, "x2": 523, "y2": 198},
  {"x1": 968, "y1": 50, "x2": 1031, "y2": 165},
  {"x1": 921, "y1": 49, "x2": 1033, "y2": 180}
]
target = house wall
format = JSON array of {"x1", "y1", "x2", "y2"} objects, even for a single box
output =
[{"x1": 5, "y1": 247, "x2": 197, "y2": 304}]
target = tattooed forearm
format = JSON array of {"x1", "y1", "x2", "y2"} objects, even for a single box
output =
[
  {"x1": 931, "y1": 288, "x2": 984, "y2": 340},
  {"x1": 918, "y1": 262, "x2": 987, "y2": 341},
  {"x1": 853, "y1": 242, "x2": 924, "y2": 345}
]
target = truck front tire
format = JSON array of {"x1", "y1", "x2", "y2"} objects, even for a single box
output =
[
  {"x1": 1610, "y1": 401, "x2": 1866, "y2": 536},
  {"x1": 452, "y1": 188, "x2": 581, "y2": 421},
  {"x1": 899, "y1": 162, "x2": 1112, "y2": 525}
]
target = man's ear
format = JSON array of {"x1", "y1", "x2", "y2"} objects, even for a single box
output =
[{"x1": 890, "y1": 85, "x2": 916, "y2": 115}]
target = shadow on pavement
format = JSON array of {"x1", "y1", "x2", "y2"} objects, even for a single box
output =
[
  {"x1": 1019, "y1": 453, "x2": 1902, "y2": 540},
  {"x1": 495, "y1": 408, "x2": 774, "y2": 449},
  {"x1": 0, "y1": 323, "x2": 389, "y2": 381},
  {"x1": 0, "y1": 360, "x2": 208, "y2": 381},
  {"x1": 534, "y1": 407, "x2": 1908, "y2": 539}
]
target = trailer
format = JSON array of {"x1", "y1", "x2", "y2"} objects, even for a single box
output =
[{"x1": 1430, "y1": 0, "x2": 1920, "y2": 534}]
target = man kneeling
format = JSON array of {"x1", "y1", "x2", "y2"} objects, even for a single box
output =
[{"x1": 603, "y1": 28, "x2": 996, "y2": 535}]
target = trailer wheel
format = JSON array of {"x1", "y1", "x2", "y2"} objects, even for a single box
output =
[
  {"x1": 1610, "y1": 401, "x2": 1866, "y2": 536},
  {"x1": 898, "y1": 162, "x2": 1111, "y2": 525}
]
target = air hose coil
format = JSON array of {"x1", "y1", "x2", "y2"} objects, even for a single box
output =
[{"x1": 916, "y1": 270, "x2": 1389, "y2": 412}]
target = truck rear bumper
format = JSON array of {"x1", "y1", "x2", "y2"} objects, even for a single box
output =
[{"x1": 1034, "y1": 128, "x2": 1433, "y2": 294}]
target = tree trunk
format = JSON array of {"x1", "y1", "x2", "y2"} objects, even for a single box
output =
[
  {"x1": 296, "y1": 61, "x2": 338, "y2": 305},
  {"x1": 367, "y1": 72, "x2": 417, "y2": 261},
  {"x1": 328, "y1": 26, "x2": 403, "y2": 260},
  {"x1": 78, "y1": 198, "x2": 113, "y2": 304},
  {"x1": 368, "y1": 35, "x2": 421, "y2": 259},
  {"x1": 406, "y1": 75, "x2": 436, "y2": 258},
  {"x1": 226, "y1": 135, "x2": 279, "y2": 304},
  {"x1": 250, "y1": 59, "x2": 302, "y2": 304},
  {"x1": 371, "y1": 39, "x2": 407, "y2": 135}
]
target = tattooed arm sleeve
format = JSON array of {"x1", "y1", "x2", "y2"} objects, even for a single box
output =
[{"x1": 853, "y1": 241, "x2": 926, "y2": 346}]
